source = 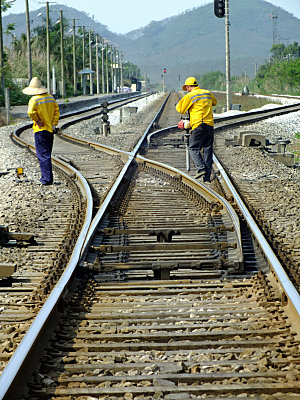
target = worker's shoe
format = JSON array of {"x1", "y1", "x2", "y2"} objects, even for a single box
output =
[{"x1": 195, "y1": 169, "x2": 206, "y2": 179}]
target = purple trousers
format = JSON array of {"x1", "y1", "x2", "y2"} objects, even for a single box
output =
[{"x1": 34, "y1": 130, "x2": 54, "y2": 184}]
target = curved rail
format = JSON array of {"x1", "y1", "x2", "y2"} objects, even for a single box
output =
[
  {"x1": 0, "y1": 124, "x2": 93, "y2": 400},
  {"x1": 59, "y1": 92, "x2": 150, "y2": 129},
  {"x1": 147, "y1": 115, "x2": 300, "y2": 317},
  {"x1": 136, "y1": 154, "x2": 243, "y2": 264},
  {"x1": 213, "y1": 154, "x2": 300, "y2": 317},
  {"x1": 2, "y1": 94, "x2": 299, "y2": 398},
  {"x1": 0, "y1": 93, "x2": 169, "y2": 399},
  {"x1": 79, "y1": 93, "x2": 171, "y2": 259}
]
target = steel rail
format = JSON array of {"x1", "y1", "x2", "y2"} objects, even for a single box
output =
[
  {"x1": 59, "y1": 92, "x2": 150, "y2": 129},
  {"x1": 0, "y1": 125, "x2": 93, "y2": 400},
  {"x1": 36, "y1": 92, "x2": 243, "y2": 266},
  {"x1": 213, "y1": 154, "x2": 300, "y2": 317},
  {"x1": 2, "y1": 94, "x2": 297, "y2": 398},
  {"x1": 136, "y1": 154, "x2": 243, "y2": 262},
  {"x1": 148, "y1": 102, "x2": 300, "y2": 142},
  {"x1": 59, "y1": 92, "x2": 146, "y2": 118},
  {"x1": 214, "y1": 101, "x2": 300, "y2": 126},
  {"x1": 146, "y1": 106, "x2": 300, "y2": 317},
  {"x1": 0, "y1": 93, "x2": 197, "y2": 398},
  {"x1": 79, "y1": 93, "x2": 171, "y2": 259}
]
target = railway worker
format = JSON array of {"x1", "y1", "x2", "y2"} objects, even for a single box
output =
[
  {"x1": 176, "y1": 76, "x2": 217, "y2": 183},
  {"x1": 22, "y1": 77, "x2": 60, "y2": 185}
]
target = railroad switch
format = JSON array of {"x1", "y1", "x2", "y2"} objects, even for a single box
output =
[
  {"x1": 100, "y1": 226, "x2": 231, "y2": 241},
  {"x1": 0, "y1": 225, "x2": 36, "y2": 246}
]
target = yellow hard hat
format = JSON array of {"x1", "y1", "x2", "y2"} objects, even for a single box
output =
[{"x1": 182, "y1": 76, "x2": 198, "y2": 91}]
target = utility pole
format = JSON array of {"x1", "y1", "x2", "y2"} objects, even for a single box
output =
[
  {"x1": 110, "y1": 45, "x2": 114, "y2": 92},
  {"x1": 105, "y1": 43, "x2": 109, "y2": 93},
  {"x1": 119, "y1": 51, "x2": 123, "y2": 93},
  {"x1": 81, "y1": 25, "x2": 85, "y2": 89},
  {"x1": 25, "y1": 0, "x2": 32, "y2": 83},
  {"x1": 60, "y1": 10, "x2": 65, "y2": 98},
  {"x1": 46, "y1": 2, "x2": 51, "y2": 92},
  {"x1": 95, "y1": 34, "x2": 100, "y2": 94},
  {"x1": 253, "y1": 61, "x2": 257, "y2": 76},
  {"x1": 225, "y1": 0, "x2": 231, "y2": 111},
  {"x1": 113, "y1": 47, "x2": 117, "y2": 92},
  {"x1": 72, "y1": 19, "x2": 77, "y2": 96},
  {"x1": 101, "y1": 38, "x2": 105, "y2": 93},
  {"x1": 89, "y1": 30, "x2": 93, "y2": 95}
]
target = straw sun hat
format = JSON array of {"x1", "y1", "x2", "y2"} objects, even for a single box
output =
[{"x1": 22, "y1": 77, "x2": 48, "y2": 95}]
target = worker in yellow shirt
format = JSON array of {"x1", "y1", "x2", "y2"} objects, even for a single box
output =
[
  {"x1": 176, "y1": 77, "x2": 217, "y2": 183},
  {"x1": 23, "y1": 77, "x2": 60, "y2": 185}
]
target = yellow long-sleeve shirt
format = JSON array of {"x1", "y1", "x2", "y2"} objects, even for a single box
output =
[
  {"x1": 27, "y1": 93, "x2": 60, "y2": 133},
  {"x1": 176, "y1": 86, "x2": 217, "y2": 129}
]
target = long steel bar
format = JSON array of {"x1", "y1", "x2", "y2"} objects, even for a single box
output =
[
  {"x1": 0, "y1": 128, "x2": 93, "y2": 400},
  {"x1": 2, "y1": 94, "x2": 299, "y2": 398},
  {"x1": 213, "y1": 155, "x2": 300, "y2": 316},
  {"x1": 80, "y1": 94, "x2": 171, "y2": 258}
]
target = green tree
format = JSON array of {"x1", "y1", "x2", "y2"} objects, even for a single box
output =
[
  {"x1": 270, "y1": 42, "x2": 300, "y2": 62},
  {"x1": 197, "y1": 71, "x2": 226, "y2": 91}
]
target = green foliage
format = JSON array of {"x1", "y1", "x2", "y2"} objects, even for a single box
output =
[
  {"x1": 197, "y1": 71, "x2": 226, "y2": 91},
  {"x1": 3, "y1": 16, "x2": 140, "y2": 104},
  {"x1": 123, "y1": 62, "x2": 140, "y2": 81},
  {"x1": 5, "y1": 22, "x2": 15, "y2": 36},
  {"x1": 198, "y1": 42, "x2": 300, "y2": 97},
  {"x1": 270, "y1": 42, "x2": 300, "y2": 61},
  {"x1": 0, "y1": 79, "x2": 28, "y2": 107},
  {"x1": 250, "y1": 42, "x2": 300, "y2": 95},
  {"x1": 295, "y1": 132, "x2": 300, "y2": 139},
  {"x1": 2, "y1": 0, "x2": 15, "y2": 12},
  {"x1": 251, "y1": 57, "x2": 300, "y2": 95}
]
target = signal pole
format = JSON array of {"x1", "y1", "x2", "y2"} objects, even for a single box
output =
[
  {"x1": 60, "y1": 10, "x2": 66, "y2": 98},
  {"x1": 72, "y1": 19, "x2": 77, "y2": 96},
  {"x1": 214, "y1": 0, "x2": 231, "y2": 110},
  {"x1": 46, "y1": 2, "x2": 51, "y2": 92}
]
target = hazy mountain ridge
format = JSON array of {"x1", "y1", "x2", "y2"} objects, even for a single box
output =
[{"x1": 3, "y1": 0, "x2": 300, "y2": 88}]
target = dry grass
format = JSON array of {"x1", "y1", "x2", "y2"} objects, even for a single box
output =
[
  {"x1": 0, "y1": 112, "x2": 7, "y2": 127},
  {"x1": 213, "y1": 92, "x2": 281, "y2": 113}
]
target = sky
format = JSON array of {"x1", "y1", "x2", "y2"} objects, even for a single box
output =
[{"x1": 5, "y1": 0, "x2": 300, "y2": 34}]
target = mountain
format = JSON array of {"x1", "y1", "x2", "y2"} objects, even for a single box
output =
[
  {"x1": 3, "y1": 0, "x2": 300, "y2": 88},
  {"x1": 2, "y1": 5, "x2": 117, "y2": 43}
]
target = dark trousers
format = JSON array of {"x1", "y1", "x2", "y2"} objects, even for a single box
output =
[
  {"x1": 189, "y1": 123, "x2": 214, "y2": 182},
  {"x1": 34, "y1": 130, "x2": 54, "y2": 184}
]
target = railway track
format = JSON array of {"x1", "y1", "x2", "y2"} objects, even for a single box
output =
[
  {"x1": 0, "y1": 94, "x2": 150, "y2": 376},
  {"x1": 0, "y1": 92, "x2": 300, "y2": 399}
]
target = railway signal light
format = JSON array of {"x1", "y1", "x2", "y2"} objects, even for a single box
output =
[
  {"x1": 101, "y1": 101, "x2": 109, "y2": 122},
  {"x1": 214, "y1": 0, "x2": 225, "y2": 18}
]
